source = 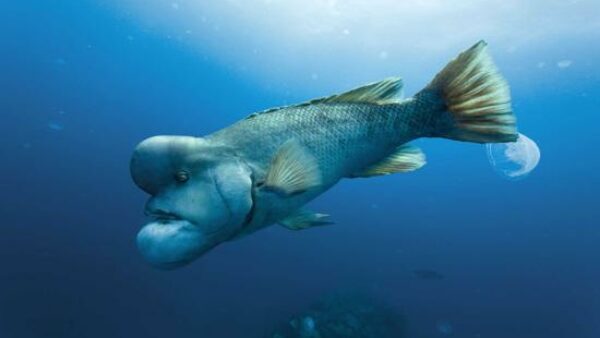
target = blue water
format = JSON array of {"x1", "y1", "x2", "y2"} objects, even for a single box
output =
[{"x1": 1, "y1": 1, "x2": 599, "y2": 337}]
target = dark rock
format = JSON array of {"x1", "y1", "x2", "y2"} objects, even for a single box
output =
[{"x1": 267, "y1": 292, "x2": 405, "y2": 338}]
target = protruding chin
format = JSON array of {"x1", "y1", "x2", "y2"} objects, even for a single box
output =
[{"x1": 136, "y1": 220, "x2": 213, "y2": 269}]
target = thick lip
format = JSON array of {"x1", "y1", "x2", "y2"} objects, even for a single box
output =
[
  {"x1": 144, "y1": 210, "x2": 183, "y2": 222},
  {"x1": 140, "y1": 211, "x2": 225, "y2": 238}
]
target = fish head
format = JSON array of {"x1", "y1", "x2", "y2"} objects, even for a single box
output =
[{"x1": 130, "y1": 135, "x2": 253, "y2": 269}]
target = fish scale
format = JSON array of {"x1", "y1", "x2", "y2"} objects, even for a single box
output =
[{"x1": 209, "y1": 100, "x2": 431, "y2": 185}]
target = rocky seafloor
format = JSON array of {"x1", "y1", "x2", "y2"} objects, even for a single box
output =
[{"x1": 266, "y1": 292, "x2": 405, "y2": 338}]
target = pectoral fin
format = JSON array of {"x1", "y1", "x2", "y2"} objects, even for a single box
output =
[
  {"x1": 279, "y1": 209, "x2": 333, "y2": 231},
  {"x1": 351, "y1": 144, "x2": 426, "y2": 178},
  {"x1": 263, "y1": 140, "x2": 322, "y2": 196}
]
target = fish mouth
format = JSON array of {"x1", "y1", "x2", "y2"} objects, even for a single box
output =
[
  {"x1": 143, "y1": 210, "x2": 222, "y2": 237},
  {"x1": 136, "y1": 218, "x2": 208, "y2": 269},
  {"x1": 137, "y1": 210, "x2": 225, "y2": 269},
  {"x1": 145, "y1": 210, "x2": 184, "y2": 222}
]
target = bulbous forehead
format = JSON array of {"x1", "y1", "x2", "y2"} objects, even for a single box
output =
[
  {"x1": 133, "y1": 135, "x2": 204, "y2": 161},
  {"x1": 130, "y1": 136, "x2": 208, "y2": 193}
]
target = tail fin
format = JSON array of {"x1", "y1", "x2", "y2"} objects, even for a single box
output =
[{"x1": 424, "y1": 41, "x2": 517, "y2": 143}]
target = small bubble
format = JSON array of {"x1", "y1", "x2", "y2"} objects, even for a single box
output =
[
  {"x1": 379, "y1": 51, "x2": 388, "y2": 60},
  {"x1": 557, "y1": 60, "x2": 572, "y2": 69}
]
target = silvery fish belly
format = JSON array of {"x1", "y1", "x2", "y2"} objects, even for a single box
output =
[{"x1": 130, "y1": 41, "x2": 518, "y2": 269}]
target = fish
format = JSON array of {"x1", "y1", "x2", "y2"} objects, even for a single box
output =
[
  {"x1": 412, "y1": 269, "x2": 445, "y2": 280},
  {"x1": 130, "y1": 41, "x2": 517, "y2": 269}
]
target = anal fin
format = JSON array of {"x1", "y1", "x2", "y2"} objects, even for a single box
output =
[
  {"x1": 279, "y1": 210, "x2": 333, "y2": 231},
  {"x1": 351, "y1": 144, "x2": 426, "y2": 178},
  {"x1": 264, "y1": 140, "x2": 322, "y2": 196}
]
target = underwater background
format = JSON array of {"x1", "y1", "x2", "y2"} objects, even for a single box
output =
[{"x1": 1, "y1": 1, "x2": 599, "y2": 337}]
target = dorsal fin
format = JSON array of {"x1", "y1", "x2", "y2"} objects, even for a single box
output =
[
  {"x1": 317, "y1": 77, "x2": 403, "y2": 105},
  {"x1": 246, "y1": 77, "x2": 403, "y2": 119}
]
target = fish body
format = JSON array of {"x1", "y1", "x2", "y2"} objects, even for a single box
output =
[
  {"x1": 208, "y1": 90, "x2": 441, "y2": 236},
  {"x1": 211, "y1": 95, "x2": 434, "y2": 183},
  {"x1": 130, "y1": 41, "x2": 517, "y2": 268}
]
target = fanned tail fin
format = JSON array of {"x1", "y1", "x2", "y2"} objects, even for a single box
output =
[{"x1": 423, "y1": 40, "x2": 518, "y2": 143}]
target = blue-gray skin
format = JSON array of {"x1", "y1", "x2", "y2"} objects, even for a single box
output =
[{"x1": 130, "y1": 41, "x2": 517, "y2": 269}]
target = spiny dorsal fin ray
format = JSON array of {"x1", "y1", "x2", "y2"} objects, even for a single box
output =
[
  {"x1": 319, "y1": 77, "x2": 404, "y2": 104},
  {"x1": 279, "y1": 209, "x2": 333, "y2": 231},
  {"x1": 246, "y1": 77, "x2": 403, "y2": 119},
  {"x1": 263, "y1": 140, "x2": 322, "y2": 196},
  {"x1": 350, "y1": 144, "x2": 426, "y2": 178}
]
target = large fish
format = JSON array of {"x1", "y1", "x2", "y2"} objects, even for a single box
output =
[{"x1": 131, "y1": 41, "x2": 517, "y2": 269}]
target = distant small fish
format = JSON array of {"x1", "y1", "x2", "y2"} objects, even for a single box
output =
[
  {"x1": 47, "y1": 121, "x2": 64, "y2": 131},
  {"x1": 412, "y1": 269, "x2": 444, "y2": 280}
]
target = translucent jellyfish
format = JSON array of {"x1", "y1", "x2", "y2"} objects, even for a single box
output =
[{"x1": 486, "y1": 133, "x2": 540, "y2": 180}]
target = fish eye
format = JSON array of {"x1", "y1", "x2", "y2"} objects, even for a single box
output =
[{"x1": 174, "y1": 170, "x2": 189, "y2": 183}]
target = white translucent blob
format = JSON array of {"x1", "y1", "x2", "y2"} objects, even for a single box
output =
[
  {"x1": 486, "y1": 133, "x2": 540, "y2": 180},
  {"x1": 47, "y1": 121, "x2": 64, "y2": 131},
  {"x1": 557, "y1": 60, "x2": 573, "y2": 69}
]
